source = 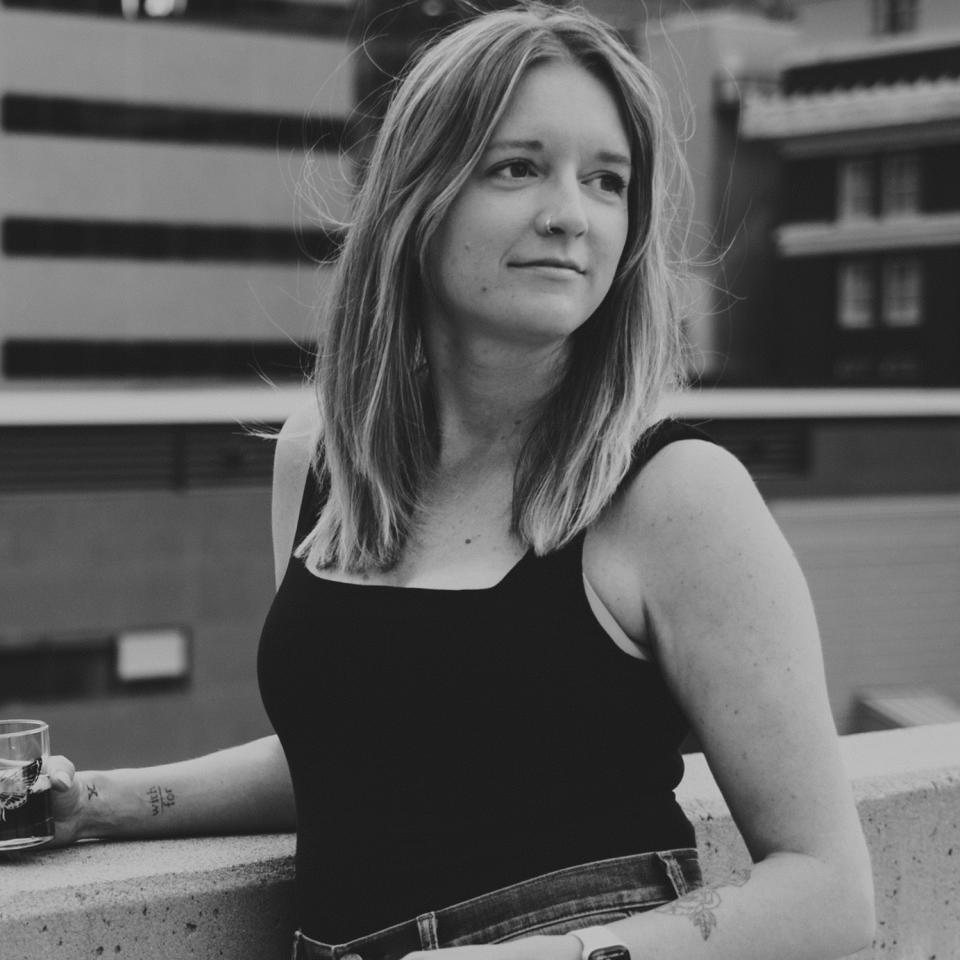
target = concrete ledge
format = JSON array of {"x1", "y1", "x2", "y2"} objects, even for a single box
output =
[
  {"x1": 1, "y1": 723, "x2": 958, "y2": 960},
  {"x1": 0, "y1": 833, "x2": 296, "y2": 959},
  {"x1": 4, "y1": 384, "x2": 960, "y2": 425}
]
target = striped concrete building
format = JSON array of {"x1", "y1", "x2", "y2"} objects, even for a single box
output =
[{"x1": 1, "y1": 0, "x2": 355, "y2": 383}]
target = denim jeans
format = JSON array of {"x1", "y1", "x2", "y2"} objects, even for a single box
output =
[{"x1": 291, "y1": 848, "x2": 701, "y2": 960}]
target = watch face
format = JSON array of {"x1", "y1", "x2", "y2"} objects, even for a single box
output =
[{"x1": 588, "y1": 948, "x2": 629, "y2": 960}]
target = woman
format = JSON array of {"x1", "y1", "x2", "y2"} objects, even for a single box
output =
[{"x1": 44, "y1": 5, "x2": 875, "y2": 960}]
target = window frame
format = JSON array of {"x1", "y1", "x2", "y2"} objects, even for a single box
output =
[
  {"x1": 881, "y1": 255, "x2": 924, "y2": 329},
  {"x1": 838, "y1": 158, "x2": 875, "y2": 221},
  {"x1": 881, "y1": 153, "x2": 921, "y2": 217},
  {"x1": 837, "y1": 258, "x2": 876, "y2": 330},
  {"x1": 872, "y1": 0, "x2": 919, "y2": 35}
]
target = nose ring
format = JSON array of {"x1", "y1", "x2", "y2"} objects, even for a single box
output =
[{"x1": 545, "y1": 217, "x2": 555, "y2": 234}]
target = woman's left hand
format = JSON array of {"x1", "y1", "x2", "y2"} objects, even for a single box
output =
[{"x1": 403, "y1": 935, "x2": 579, "y2": 960}]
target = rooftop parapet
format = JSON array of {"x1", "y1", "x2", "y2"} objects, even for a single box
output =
[{"x1": 1, "y1": 723, "x2": 958, "y2": 960}]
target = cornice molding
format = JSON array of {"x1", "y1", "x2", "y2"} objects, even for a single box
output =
[
  {"x1": 777, "y1": 212, "x2": 960, "y2": 255},
  {"x1": 742, "y1": 76, "x2": 960, "y2": 140}
]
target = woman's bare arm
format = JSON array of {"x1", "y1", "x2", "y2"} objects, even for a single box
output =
[
  {"x1": 55, "y1": 736, "x2": 295, "y2": 843},
  {"x1": 585, "y1": 439, "x2": 875, "y2": 960},
  {"x1": 44, "y1": 399, "x2": 321, "y2": 845}
]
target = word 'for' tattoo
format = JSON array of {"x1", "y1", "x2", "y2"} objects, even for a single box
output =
[{"x1": 147, "y1": 785, "x2": 175, "y2": 817}]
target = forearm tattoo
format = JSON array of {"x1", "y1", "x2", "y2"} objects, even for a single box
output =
[
  {"x1": 659, "y1": 868, "x2": 751, "y2": 940},
  {"x1": 86, "y1": 782, "x2": 99, "y2": 801},
  {"x1": 146, "y1": 785, "x2": 176, "y2": 817}
]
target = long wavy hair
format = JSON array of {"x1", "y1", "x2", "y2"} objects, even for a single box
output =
[{"x1": 296, "y1": 1, "x2": 690, "y2": 574}]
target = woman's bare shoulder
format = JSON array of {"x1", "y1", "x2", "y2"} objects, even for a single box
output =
[
  {"x1": 271, "y1": 394, "x2": 322, "y2": 587},
  {"x1": 586, "y1": 438, "x2": 762, "y2": 643},
  {"x1": 620, "y1": 438, "x2": 785, "y2": 598},
  {"x1": 611, "y1": 435, "x2": 809, "y2": 657},
  {"x1": 275, "y1": 394, "x2": 321, "y2": 469},
  {"x1": 597, "y1": 438, "x2": 762, "y2": 556},
  {"x1": 621, "y1": 437, "x2": 764, "y2": 539}
]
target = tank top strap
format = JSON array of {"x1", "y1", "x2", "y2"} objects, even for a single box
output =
[
  {"x1": 293, "y1": 460, "x2": 329, "y2": 548},
  {"x1": 624, "y1": 418, "x2": 714, "y2": 488},
  {"x1": 536, "y1": 418, "x2": 715, "y2": 658}
]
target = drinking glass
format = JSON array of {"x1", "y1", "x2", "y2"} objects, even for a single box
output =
[{"x1": 0, "y1": 719, "x2": 54, "y2": 850}]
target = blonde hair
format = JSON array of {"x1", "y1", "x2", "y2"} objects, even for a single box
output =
[{"x1": 297, "y1": 1, "x2": 690, "y2": 574}]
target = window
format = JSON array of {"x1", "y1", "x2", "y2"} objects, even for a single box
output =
[
  {"x1": 838, "y1": 260, "x2": 874, "y2": 329},
  {"x1": 838, "y1": 159, "x2": 874, "y2": 220},
  {"x1": 882, "y1": 153, "x2": 920, "y2": 216},
  {"x1": 121, "y1": 0, "x2": 188, "y2": 18},
  {"x1": 882, "y1": 256, "x2": 923, "y2": 328},
  {"x1": 872, "y1": 0, "x2": 919, "y2": 34},
  {"x1": 838, "y1": 257, "x2": 924, "y2": 330}
]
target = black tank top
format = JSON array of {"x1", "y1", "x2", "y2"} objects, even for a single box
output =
[{"x1": 258, "y1": 419, "x2": 710, "y2": 942}]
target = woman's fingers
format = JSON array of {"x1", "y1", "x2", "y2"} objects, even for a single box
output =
[
  {"x1": 43, "y1": 755, "x2": 77, "y2": 791},
  {"x1": 39, "y1": 756, "x2": 86, "y2": 847}
]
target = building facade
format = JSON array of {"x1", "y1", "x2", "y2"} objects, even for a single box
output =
[
  {"x1": 0, "y1": 0, "x2": 354, "y2": 384},
  {"x1": 0, "y1": 0, "x2": 356, "y2": 765},
  {"x1": 741, "y1": 0, "x2": 960, "y2": 385}
]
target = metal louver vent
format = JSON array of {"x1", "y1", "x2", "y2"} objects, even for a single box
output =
[
  {"x1": 0, "y1": 424, "x2": 277, "y2": 493},
  {"x1": 692, "y1": 420, "x2": 809, "y2": 480},
  {"x1": 182, "y1": 425, "x2": 276, "y2": 488}
]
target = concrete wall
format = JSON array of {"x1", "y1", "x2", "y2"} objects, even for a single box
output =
[
  {"x1": 794, "y1": 0, "x2": 960, "y2": 42},
  {"x1": 771, "y1": 494, "x2": 960, "y2": 732},
  {"x1": 0, "y1": 486, "x2": 278, "y2": 769},
  {"x1": 1, "y1": 723, "x2": 957, "y2": 960},
  {"x1": 792, "y1": 0, "x2": 874, "y2": 41}
]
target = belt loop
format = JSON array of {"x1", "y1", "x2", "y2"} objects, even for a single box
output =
[
  {"x1": 656, "y1": 850, "x2": 690, "y2": 898},
  {"x1": 417, "y1": 911, "x2": 439, "y2": 950}
]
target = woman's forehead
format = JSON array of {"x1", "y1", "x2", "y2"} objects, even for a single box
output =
[{"x1": 490, "y1": 61, "x2": 632, "y2": 159}]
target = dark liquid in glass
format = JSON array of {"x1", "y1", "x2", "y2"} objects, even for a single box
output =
[{"x1": 0, "y1": 768, "x2": 54, "y2": 849}]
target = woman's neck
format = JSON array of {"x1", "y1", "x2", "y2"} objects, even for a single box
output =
[{"x1": 425, "y1": 329, "x2": 566, "y2": 466}]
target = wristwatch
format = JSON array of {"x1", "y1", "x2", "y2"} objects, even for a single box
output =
[{"x1": 568, "y1": 926, "x2": 631, "y2": 960}]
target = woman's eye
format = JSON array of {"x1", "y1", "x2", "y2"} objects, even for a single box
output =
[
  {"x1": 595, "y1": 173, "x2": 628, "y2": 196},
  {"x1": 493, "y1": 160, "x2": 535, "y2": 180}
]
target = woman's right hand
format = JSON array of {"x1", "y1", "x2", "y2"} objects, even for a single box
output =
[{"x1": 43, "y1": 755, "x2": 88, "y2": 848}]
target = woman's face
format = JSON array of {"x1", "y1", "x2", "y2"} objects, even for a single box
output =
[{"x1": 427, "y1": 59, "x2": 632, "y2": 348}]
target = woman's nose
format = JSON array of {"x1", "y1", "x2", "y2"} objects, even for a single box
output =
[{"x1": 535, "y1": 176, "x2": 588, "y2": 238}]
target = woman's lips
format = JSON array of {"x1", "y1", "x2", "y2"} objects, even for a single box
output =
[{"x1": 511, "y1": 260, "x2": 585, "y2": 275}]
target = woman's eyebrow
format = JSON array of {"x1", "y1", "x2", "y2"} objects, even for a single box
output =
[
  {"x1": 486, "y1": 138, "x2": 544, "y2": 152},
  {"x1": 486, "y1": 139, "x2": 631, "y2": 168},
  {"x1": 596, "y1": 150, "x2": 632, "y2": 168}
]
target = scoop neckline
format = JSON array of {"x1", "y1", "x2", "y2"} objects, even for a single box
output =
[{"x1": 297, "y1": 545, "x2": 537, "y2": 594}]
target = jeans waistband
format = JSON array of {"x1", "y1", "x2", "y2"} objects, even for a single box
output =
[{"x1": 292, "y1": 848, "x2": 701, "y2": 960}]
